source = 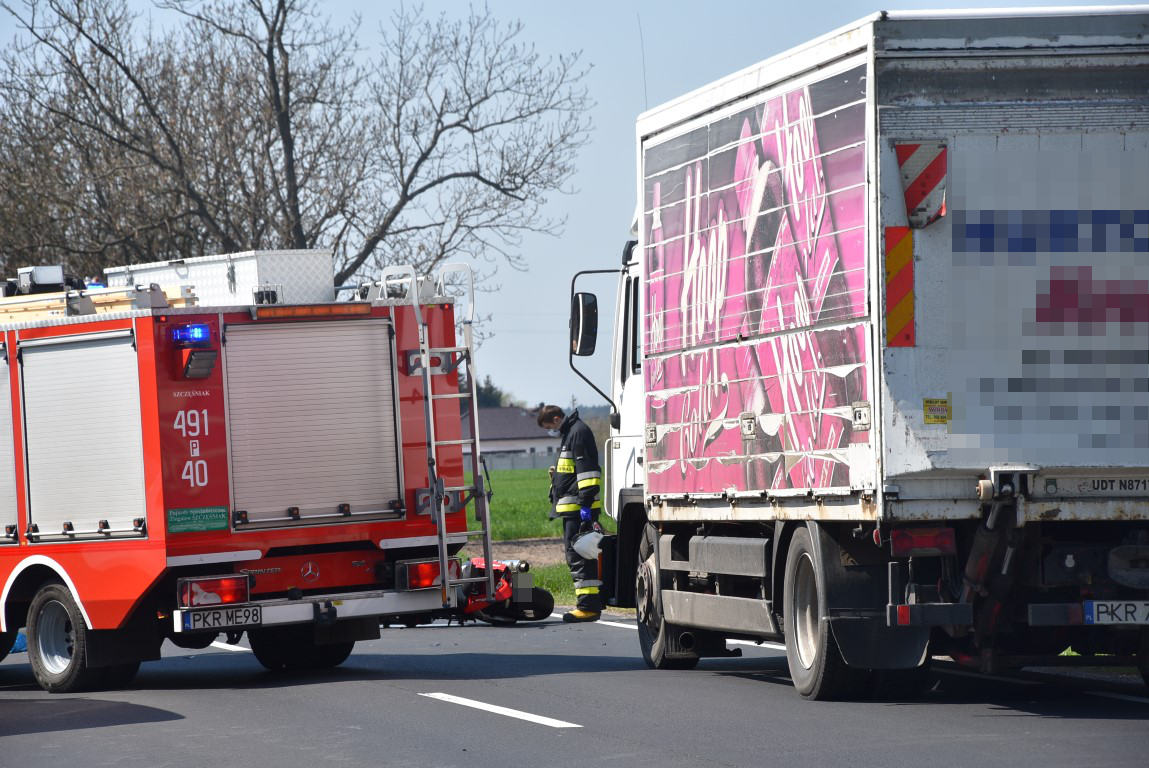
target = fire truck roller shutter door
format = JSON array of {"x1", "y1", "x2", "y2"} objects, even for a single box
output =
[
  {"x1": 223, "y1": 319, "x2": 402, "y2": 524},
  {"x1": 22, "y1": 332, "x2": 146, "y2": 536},
  {"x1": 0, "y1": 344, "x2": 17, "y2": 540}
]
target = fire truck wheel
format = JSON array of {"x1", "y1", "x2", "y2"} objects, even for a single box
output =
[
  {"x1": 249, "y1": 626, "x2": 355, "y2": 671},
  {"x1": 248, "y1": 627, "x2": 294, "y2": 671},
  {"x1": 27, "y1": 582, "x2": 104, "y2": 694},
  {"x1": 303, "y1": 641, "x2": 355, "y2": 669},
  {"x1": 636, "y1": 524, "x2": 698, "y2": 671},
  {"x1": 782, "y1": 528, "x2": 870, "y2": 701}
]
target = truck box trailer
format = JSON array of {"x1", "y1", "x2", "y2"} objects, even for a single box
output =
[
  {"x1": 0, "y1": 255, "x2": 496, "y2": 692},
  {"x1": 571, "y1": 7, "x2": 1149, "y2": 699}
]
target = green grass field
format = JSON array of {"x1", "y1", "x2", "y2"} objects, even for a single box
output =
[{"x1": 466, "y1": 468, "x2": 616, "y2": 541}]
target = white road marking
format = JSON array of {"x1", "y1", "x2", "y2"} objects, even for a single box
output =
[
  {"x1": 1087, "y1": 691, "x2": 1149, "y2": 705},
  {"x1": 210, "y1": 641, "x2": 250, "y2": 653},
  {"x1": 419, "y1": 692, "x2": 582, "y2": 728}
]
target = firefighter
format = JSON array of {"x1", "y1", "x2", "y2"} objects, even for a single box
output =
[{"x1": 537, "y1": 404, "x2": 603, "y2": 623}]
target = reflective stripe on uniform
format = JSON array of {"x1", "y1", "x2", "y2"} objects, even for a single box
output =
[
  {"x1": 577, "y1": 477, "x2": 602, "y2": 490},
  {"x1": 556, "y1": 503, "x2": 581, "y2": 513},
  {"x1": 574, "y1": 582, "x2": 602, "y2": 592},
  {"x1": 556, "y1": 458, "x2": 575, "y2": 473},
  {"x1": 576, "y1": 471, "x2": 601, "y2": 481}
]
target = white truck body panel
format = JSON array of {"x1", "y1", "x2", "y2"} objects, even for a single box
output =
[
  {"x1": 104, "y1": 249, "x2": 335, "y2": 306},
  {"x1": 619, "y1": 8, "x2": 1149, "y2": 525}
]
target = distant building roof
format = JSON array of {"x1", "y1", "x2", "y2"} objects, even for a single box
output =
[{"x1": 462, "y1": 406, "x2": 551, "y2": 441}]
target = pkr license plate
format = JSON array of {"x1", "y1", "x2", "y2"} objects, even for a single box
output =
[
  {"x1": 1083, "y1": 600, "x2": 1149, "y2": 625},
  {"x1": 182, "y1": 605, "x2": 262, "y2": 631}
]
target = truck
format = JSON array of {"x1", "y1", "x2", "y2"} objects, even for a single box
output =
[
  {"x1": 0, "y1": 252, "x2": 498, "y2": 692},
  {"x1": 571, "y1": 7, "x2": 1149, "y2": 699}
]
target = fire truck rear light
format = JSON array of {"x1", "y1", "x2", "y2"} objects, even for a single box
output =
[
  {"x1": 890, "y1": 527, "x2": 956, "y2": 557},
  {"x1": 398, "y1": 558, "x2": 461, "y2": 590},
  {"x1": 62, "y1": 521, "x2": 74, "y2": 533},
  {"x1": 253, "y1": 303, "x2": 372, "y2": 320},
  {"x1": 3, "y1": 524, "x2": 15, "y2": 539},
  {"x1": 177, "y1": 576, "x2": 250, "y2": 608},
  {"x1": 133, "y1": 518, "x2": 147, "y2": 533},
  {"x1": 897, "y1": 605, "x2": 912, "y2": 625}
]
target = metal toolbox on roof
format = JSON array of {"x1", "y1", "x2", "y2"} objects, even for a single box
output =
[{"x1": 103, "y1": 249, "x2": 335, "y2": 306}]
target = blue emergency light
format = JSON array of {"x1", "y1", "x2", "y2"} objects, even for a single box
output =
[{"x1": 172, "y1": 324, "x2": 211, "y2": 346}]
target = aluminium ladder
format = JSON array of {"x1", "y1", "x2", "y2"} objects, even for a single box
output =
[{"x1": 376, "y1": 264, "x2": 496, "y2": 607}]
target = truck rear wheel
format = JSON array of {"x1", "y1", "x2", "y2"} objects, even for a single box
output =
[
  {"x1": 27, "y1": 582, "x2": 105, "y2": 693},
  {"x1": 636, "y1": 524, "x2": 698, "y2": 671},
  {"x1": 783, "y1": 528, "x2": 870, "y2": 700},
  {"x1": 249, "y1": 625, "x2": 354, "y2": 671}
]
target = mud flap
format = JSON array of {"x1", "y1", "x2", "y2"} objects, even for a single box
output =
[
  {"x1": 830, "y1": 617, "x2": 929, "y2": 670},
  {"x1": 807, "y1": 521, "x2": 929, "y2": 670}
]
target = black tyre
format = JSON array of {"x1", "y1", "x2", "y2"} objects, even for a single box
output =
[
  {"x1": 870, "y1": 658, "x2": 933, "y2": 701},
  {"x1": 636, "y1": 524, "x2": 698, "y2": 671},
  {"x1": 27, "y1": 582, "x2": 105, "y2": 693},
  {"x1": 305, "y1": 641, "x2": 354, "y2": 669},
  {"x1": 249, "y1": 625, "x2": 354, "y2": 671},
  {"x1": 514, "y1": 588, "x2": 555, "y2": 621},
  {"x1": 782, "y1": 528, "x2": 870, "y2": 700},
  {"x1": 248, "y1": 628, "x2": 292, "y2": 671}
]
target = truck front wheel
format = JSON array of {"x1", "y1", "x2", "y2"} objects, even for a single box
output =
[
  {"x1": 783, "y1": 528, "x2": 870, "y2": 700},
  {"x1": 636, "y1": 524, "x2": 698, "y2": 671},
  {"x1": 27, "y1": 582, "x2": 105, "y2": 693}
]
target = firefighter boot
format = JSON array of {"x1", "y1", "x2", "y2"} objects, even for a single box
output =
[
  {"x1": 562, "y1": 608, "x2": 601, "y2": 623},
  {"x1": 563, "y1": 585, "x2": 602, "y2": 622}
]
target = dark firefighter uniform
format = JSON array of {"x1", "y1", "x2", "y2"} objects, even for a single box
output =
[{"x1": 549, "y1": 410, "x2": 603, "y2": 613}]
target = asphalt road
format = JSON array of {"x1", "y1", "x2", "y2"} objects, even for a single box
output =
[{"x1": 2, "y1": 615, "x2": 1148, "y2": 768}]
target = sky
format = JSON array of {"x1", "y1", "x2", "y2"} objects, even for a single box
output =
[
  {"x1": 3, "y1": 0, "x2": 1133, "y2": 410},
  {"x1": 336, "y1": 0, "x2": 1130, "y2": 410}
]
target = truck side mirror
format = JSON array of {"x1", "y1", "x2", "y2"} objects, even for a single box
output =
[{"x1": 570, "y1": 292, "x2": 598, "y2": 356}]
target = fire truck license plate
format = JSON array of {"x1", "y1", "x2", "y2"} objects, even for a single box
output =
[
  {"x1": 1083, "y1": 601, "x2": 1149, "y2": 625},
  {"x1": 182, "y1": 606, "x2": 262, "y2": 631}
]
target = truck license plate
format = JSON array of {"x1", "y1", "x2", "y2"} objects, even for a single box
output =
[
  {"x1": 182, "y1": 605, "x2": 262, "y2": 631},
  {"x1": 1083, "y1": 600, "x2": 1149, "y2": 625}
]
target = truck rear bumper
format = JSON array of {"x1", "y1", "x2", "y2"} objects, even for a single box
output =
[
  {"x1": 172, "y1": 587, "x2": 449, "y2": 633},
  {"x1": 886, "y1": 601, "x2": 974, "y2": 627}
]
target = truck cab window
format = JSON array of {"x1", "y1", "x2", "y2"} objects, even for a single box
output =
[{"x1": 620, "y1": 275, "x2": 642, "y2": 385}]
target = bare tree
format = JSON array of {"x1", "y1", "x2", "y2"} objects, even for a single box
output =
[{"x1": 0, "y1": 0, "x2": 591, "y2": 285}]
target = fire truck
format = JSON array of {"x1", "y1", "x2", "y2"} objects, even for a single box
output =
[{"x1": 0, "y1": 252, "x2": 496, "y2": 693}]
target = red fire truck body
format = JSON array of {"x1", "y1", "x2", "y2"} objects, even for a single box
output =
[{"x1": 0, "y1": 262, "x2": 485, "y2": 692}]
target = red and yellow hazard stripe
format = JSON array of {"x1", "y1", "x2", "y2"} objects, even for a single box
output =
[{"x1": 885, "y1": 226, "x2": 914, "y2": 347}]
